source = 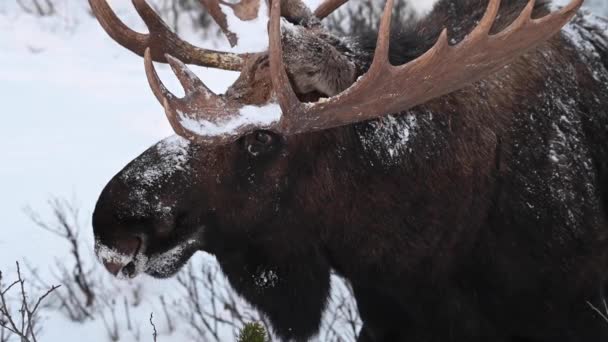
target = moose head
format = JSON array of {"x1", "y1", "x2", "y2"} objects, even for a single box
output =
[{"x1": 90, "y1": 0, "x2": 581, "y2": 281}]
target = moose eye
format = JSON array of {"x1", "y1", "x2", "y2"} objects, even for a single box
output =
[
  {"x1": 255, "y1": 131, "x2": 273, "y2": 145},
  {"x1": 244, "y1": 131, "x2": 278, "y2": 157}
]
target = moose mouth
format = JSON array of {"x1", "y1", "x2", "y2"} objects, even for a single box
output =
[{"x1": 95, "y1": 228, "x2": 203, "y2": 279}]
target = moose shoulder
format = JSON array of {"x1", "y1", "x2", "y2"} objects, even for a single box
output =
[{"x1": 90, "y1": 0, "x2": 608, "y2": 341}]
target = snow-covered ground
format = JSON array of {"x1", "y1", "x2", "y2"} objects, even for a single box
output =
[{"x1": 0, "y1": 0, "x2": 606, "y2": 341}]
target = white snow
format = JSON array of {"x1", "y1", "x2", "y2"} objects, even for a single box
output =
[
  {"x1": 253, "y1": 269, "x2": 279, "y2": 289},
  {"x1": 220, "y1": 0, "x2": 272, "y2": 52},
  {"x1": 358, "y1": 113, "x2": 420, "y2": 166},
  {"x1": 119, "y1": 135, "x2": 191, "y2": 217},
  {"x1": 178, "y1": 103, "x2": 282, "y2": 137}
]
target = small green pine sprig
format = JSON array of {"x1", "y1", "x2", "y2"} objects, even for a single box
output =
[{"x1": 238, "y1": 322, "x2": 269, "y2": 342}]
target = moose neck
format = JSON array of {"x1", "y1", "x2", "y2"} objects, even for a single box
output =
[{"x1": 315, "y1": 40, "x2": 574, "y2": 280}]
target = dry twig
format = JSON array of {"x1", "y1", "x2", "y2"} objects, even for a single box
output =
[
  {"x1": 150, "y1": 313, "x2": 158, "y2": 342},
  {"x1": 0, "y1": 263, "x2": 60, "y2": 342}
]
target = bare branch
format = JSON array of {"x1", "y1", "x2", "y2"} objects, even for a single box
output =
[
  {"x1": 150, "y1": 313, "x2": 158, "y2": 342},
  {"x1": 25, "y1": 198, "x2": 96, "y2": 322},
  {"x1": 0, "y1": 263, "x2": 60, "y2": 342},
  {"x1": 159, "y1": 296, "x2": 174, "y2": 334}
]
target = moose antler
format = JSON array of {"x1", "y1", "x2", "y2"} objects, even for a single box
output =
[
  {"x1": 144, "y1": 49, "x2": 261, "y2": 142},
  {"x1": 314, "y1": 0, "x2": 349, "y2": 19},
  {"x1": 268, "y1": 0, "x2": 583, "y2": 135},
  {"x1": 88, "y1": 0, "x2": 249, "y2": 70},
  {"x1": 201, "y1": 0, "x2": 261, "y2": 47},
  {"x1": 129, "y1": 0, "x2": 582, "y2": 143}
]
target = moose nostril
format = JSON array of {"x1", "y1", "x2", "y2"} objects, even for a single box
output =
[
  {"x1": 122, "y1": 262, "x2": 137, "y2": 278},
  {"x1": 96, "y1": 236, "x2": 143, "y2": 277},
  {"x1": 103, "y1": 261, "x2": 124, "y2": 276}
]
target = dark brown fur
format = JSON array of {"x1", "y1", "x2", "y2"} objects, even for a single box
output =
[{"x1": 93, "y1": 0, "x2": 608, "y2": 341}]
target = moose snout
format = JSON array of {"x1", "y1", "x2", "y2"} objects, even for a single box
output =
[
  {"x1": 95, "y1": 236, "x2": 143, "y2": 278},
  {"x1": 103, "y1": 258, "x2": 138, "y2": 278}
]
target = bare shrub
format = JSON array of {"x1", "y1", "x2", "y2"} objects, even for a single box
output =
[
  {"x1": 170, "y1": 260, "x2": 361, "y2": 341},
  {"x1": 158, "y1": 296, "x2": 175, "y2": 334},
  {"x1": 25, "y1": 198, "x2": 96, "y2": 322},
  {"x1": 170, "y1": 261, "x2": 273, "y2": 341},
  {"x1": 16, "y1": 0, "x2": 55, "y2": 17},
  {"x1": 0, "y1": 311, "x2": 9, "y2": 342},
  {"x1": 321, "y1": 275, "x2": 362, "y2": 342},
  {"x1": 0, "y1": 263, "x2": 59, "y2": 342},
  {"x1": 150, "y1": 313, "x2": 158, "y2": 342},
  {"x1": 151, "y1": 0, "x2": 223, "y2": 38},
  {"x1": 325, "y1": 0, "x2": 414, "y2": 36},
  {"x1": 588, "y1": 298, "x2": 608, "y2": 323}
]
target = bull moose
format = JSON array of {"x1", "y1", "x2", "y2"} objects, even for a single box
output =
[{"x1": 89, "y1": 0, "x2": 608, "y2": 340}]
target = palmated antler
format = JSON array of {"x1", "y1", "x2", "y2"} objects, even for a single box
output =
[
  {"x1": 122, "y1": 0, "x2": 582, "y2": 143},
  {"x1": 88, "y1": 0, "x2": 248, "y2": 70},
  {"x1": 268, "y1": 0, "x2": 583, "y2": 135}
]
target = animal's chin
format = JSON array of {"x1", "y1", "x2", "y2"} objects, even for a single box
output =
[
  {"x1": 144, "y1": 263, "x2": 185, "y2": 278},
  {"x1": 143, "y1": 251, "x2": 194, "y2": 279},
  {"x1": 140, "y1": 240, "x2": 199, "y2": 279}
]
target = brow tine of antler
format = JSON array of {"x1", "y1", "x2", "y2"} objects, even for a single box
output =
[
  {"x1": 314, "y1": 0, "x2": 349, "y2": 19},
  {"x1": 144, "y1": 49, "x2": 248, "y2": 142},
  {"x1": 144, "y1": 48, "x2": 193, "y2": 139},
  {"x1": 144, "y1": 54, "x2": 192, "y2": 140},
  {"x1": 165, "y1": 55, "x2": 209, "y2": 95},
  {"x1": 144, "y1": 48, "x2": 223, "y2": 107},
  {"x1": 89, "y1": 0, "x2": 246, "y2": 71},
  {"x1": 144, "y1": 48, "x2": 177, "y2": 105}
]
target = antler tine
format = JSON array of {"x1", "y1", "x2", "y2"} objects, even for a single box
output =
[
  {"x1": 369, "y1": 0, "x2": 394, "y2": 72},
  {"x1": 269, "y1": 0, "x2": 304, "y2": 130},
  {"x1": 270, "y1": 0, "x2": 583, "y2": 135},
  {"x1": 144, "y1": 48, "x2": 257, "y2": 143},
  {"x1": 89, "y1": 0, "x2": 247, "y2": 71},
  {"x1": 144, "y1": 48, "x2": 175, "y2": 105},
  {"x1": 503, "y1": 0, "x2": 535, "y2": 33},
  {"x1": 200, "y1": 0, "x2": 261, "y2": 47},
  {"x1": 475, "y1": 0, "x2": 501, "y2": 35},
  {"x1": 314, "y1": 0, "x2": 349, "y2": 19}
]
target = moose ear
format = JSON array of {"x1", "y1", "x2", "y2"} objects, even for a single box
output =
[{"x1": 280, "y1": 24, "x2": 357, "y2": 96}]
